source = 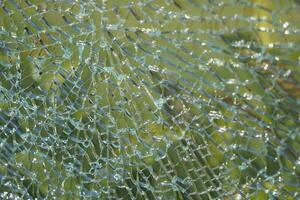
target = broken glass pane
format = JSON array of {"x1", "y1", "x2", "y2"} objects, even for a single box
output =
[{"x1": 0, "y1": 0, "x2": 300, "y2": 199}]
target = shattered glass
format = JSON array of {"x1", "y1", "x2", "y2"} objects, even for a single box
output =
[{"x1": 1, "y1": 0, "x2": 300, "y2": 199}]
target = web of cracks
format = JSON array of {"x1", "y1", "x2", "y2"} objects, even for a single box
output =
[{"x1": 0, "y1": 0, "x2": 300, "y2": 199}]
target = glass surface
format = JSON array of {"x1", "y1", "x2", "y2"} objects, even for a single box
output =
[{"x1": 0, "y1": 0, "x2": 300, "y2": 199}]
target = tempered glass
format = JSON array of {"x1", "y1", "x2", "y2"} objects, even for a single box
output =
[{"x1": 0, "y1": 0, "x2": 300, "y2": 199}]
